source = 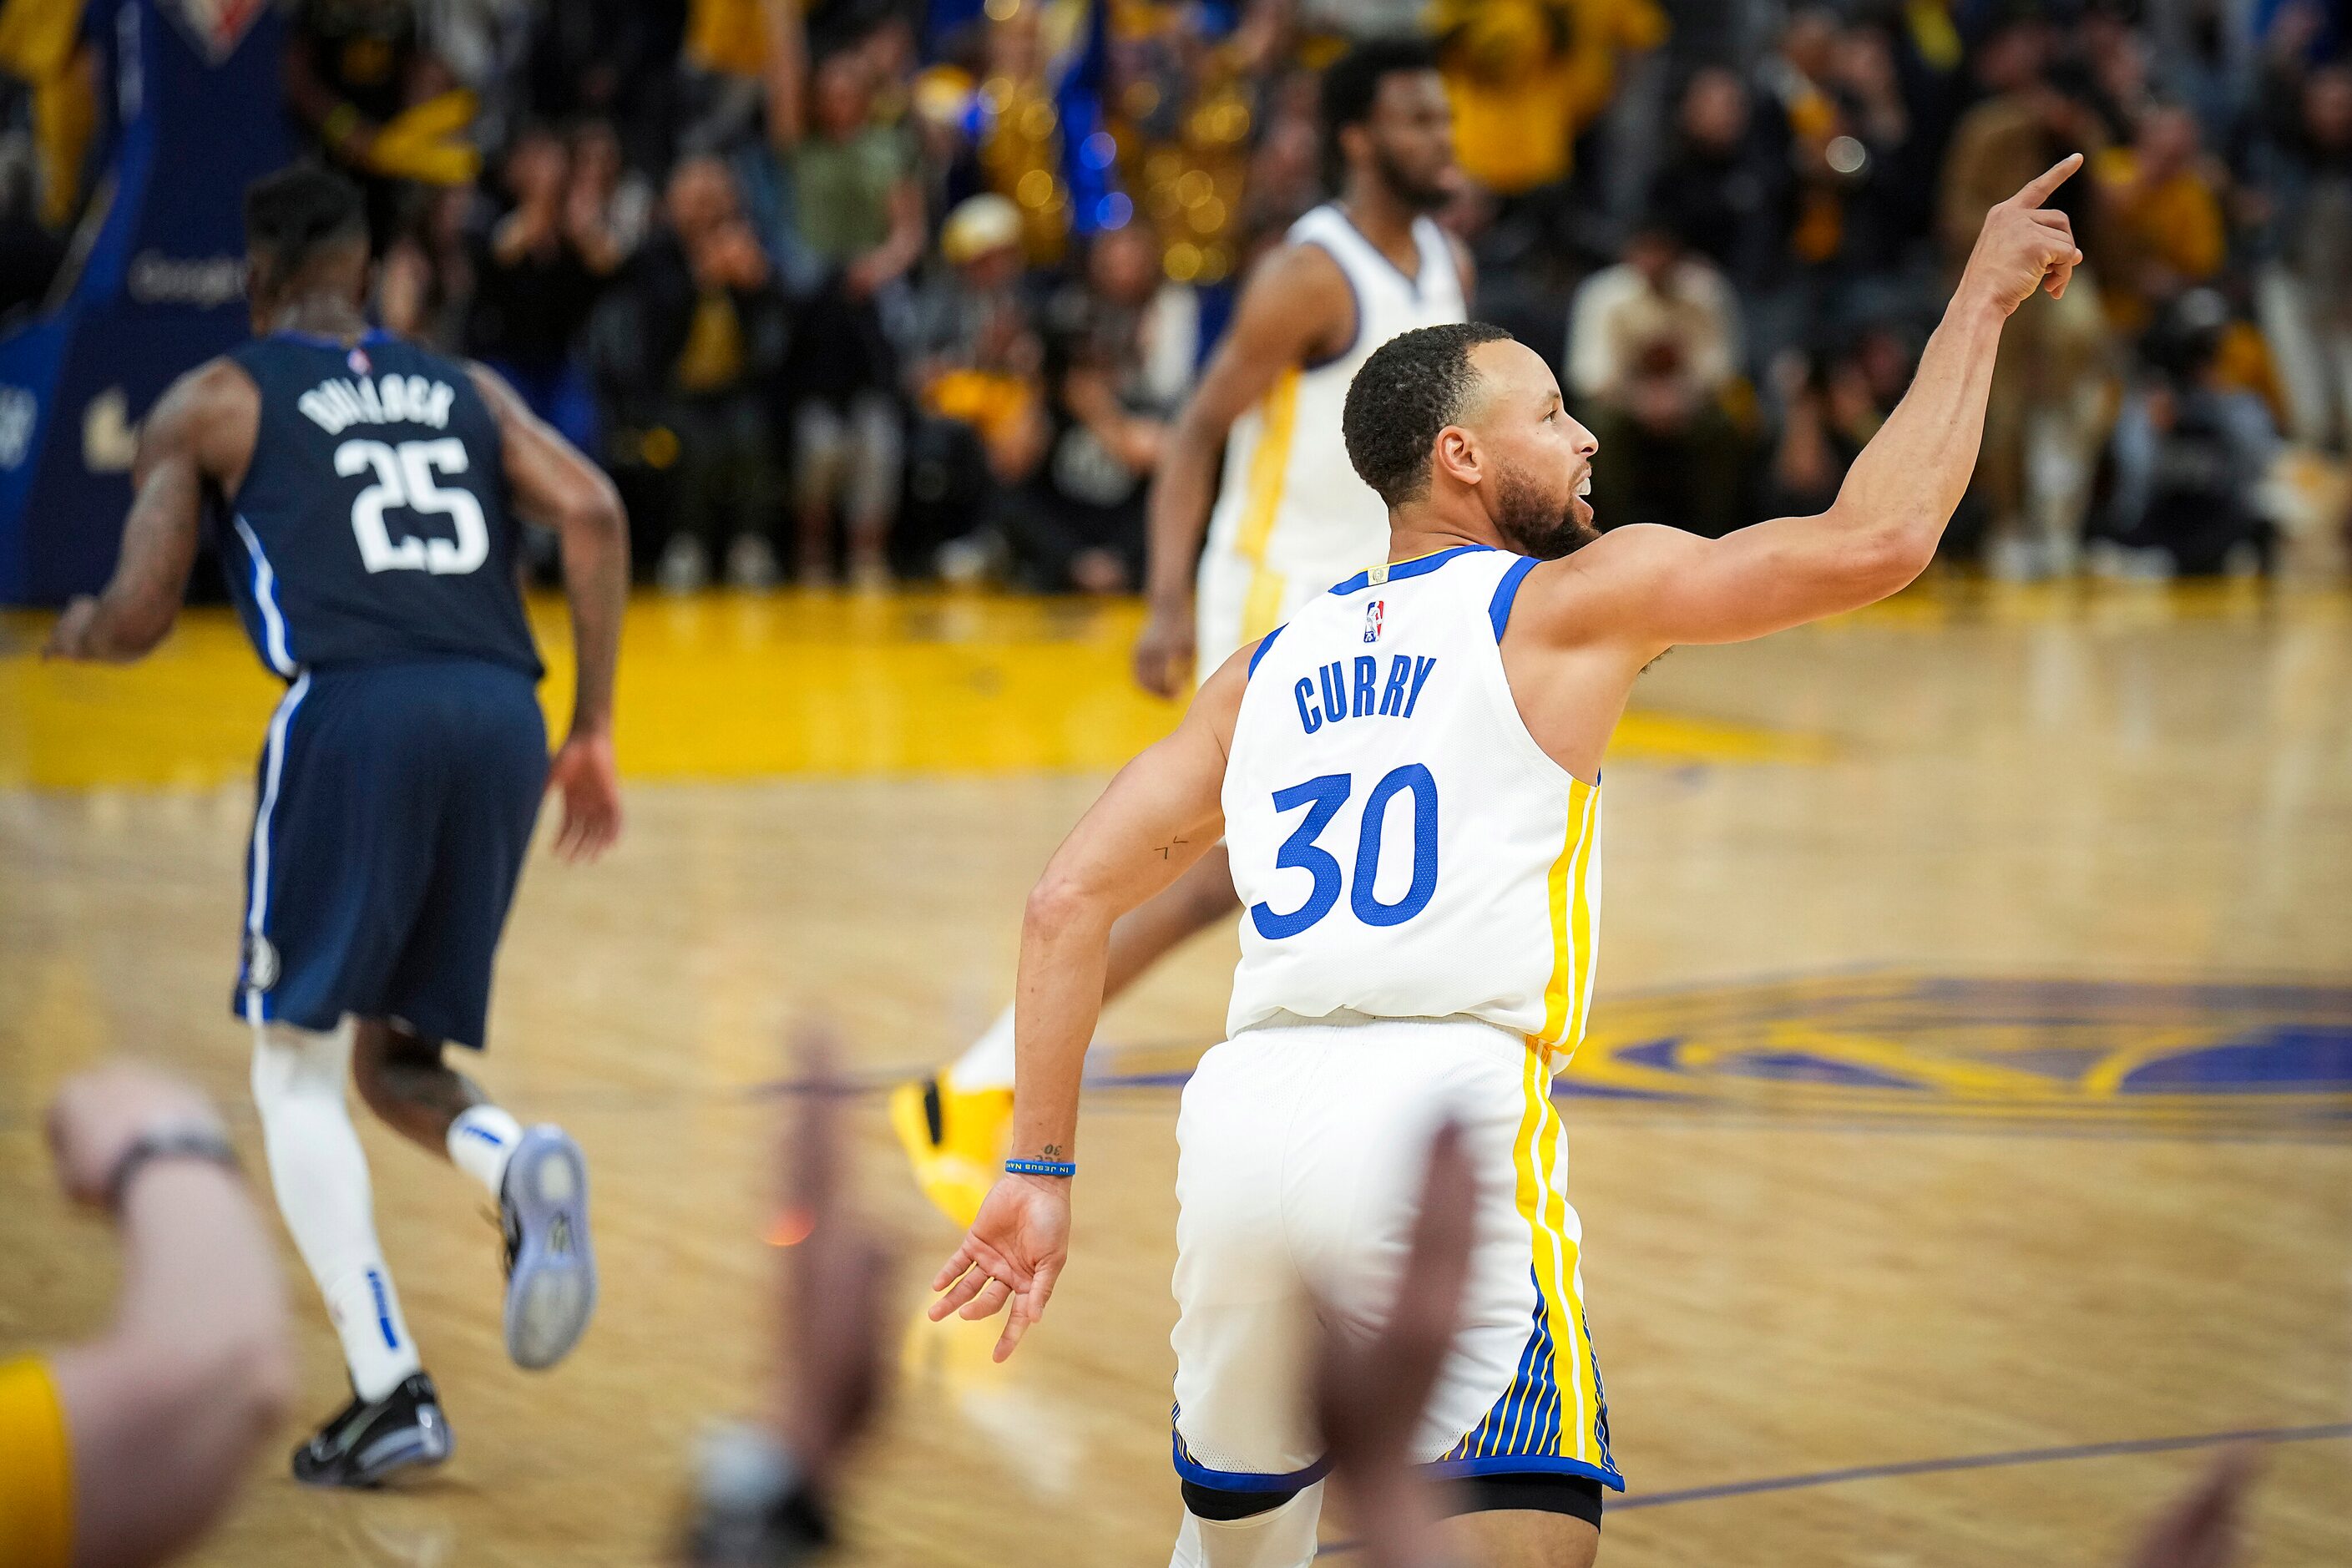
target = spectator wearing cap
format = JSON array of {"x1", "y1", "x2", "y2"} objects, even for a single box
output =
[{"x1": 908, "y1": 194, "x2": 1042, "y2": 481}]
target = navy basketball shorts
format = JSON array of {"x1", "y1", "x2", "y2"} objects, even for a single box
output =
[{"x1": 231, "y1": 656, "x2": 549, "y2": 1050}]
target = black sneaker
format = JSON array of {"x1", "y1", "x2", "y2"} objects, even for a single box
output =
[
  {"x1": 499, "y1": 1125, "x2": 598, "y2": 1369},
  {"x1": 291, "y1": 1373, "x2": 453, "y2": 1487}
]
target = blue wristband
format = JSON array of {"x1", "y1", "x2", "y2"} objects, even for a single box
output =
[{"x1": 1005, "y1": 1157, "x2": 1076, "y2": 1178}]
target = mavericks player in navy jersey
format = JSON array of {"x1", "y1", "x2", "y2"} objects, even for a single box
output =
[{"x1": 46, "y1": 164, "x2": 628, "y2": 1486}]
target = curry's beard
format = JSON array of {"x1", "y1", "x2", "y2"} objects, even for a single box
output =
[
  {"x1": 1373, "y1": 145, "x2": 1454, "y2": 214},
  {"x1": 1494, "y1": 465, "x2": 1601, "y2": 559}
]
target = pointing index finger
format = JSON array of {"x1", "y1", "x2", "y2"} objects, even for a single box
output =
[{"x1": 2014, "y1": 152, "x2": 2084, "y2": 210}]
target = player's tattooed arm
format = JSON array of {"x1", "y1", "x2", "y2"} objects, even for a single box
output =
[
  {"x1": 44, "y1": 361, "x2": 257, "y2": 662},
  {"x1": 932, "y1": 652, "x2": 1246, "y2": 1362}
]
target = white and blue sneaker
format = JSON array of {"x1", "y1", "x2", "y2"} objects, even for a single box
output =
[{"x1": 499, "y1": 1125, "x2": 598, "y2": 1370}]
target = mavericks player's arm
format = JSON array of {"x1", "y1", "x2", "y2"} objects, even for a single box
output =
[
  {"x1": 468, "y1": 363, "x2": 626, "y2": 736},
  {"x1": 470, "y1": 362, "x2": 628, "y2": 860},
  {"x1": 43, "y1": 361, "x2": 257, "y2": 662}
]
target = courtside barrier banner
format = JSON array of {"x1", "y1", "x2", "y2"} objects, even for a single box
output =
[{"x1": 0, "y1": 0, "x2": 284, "y2": 604}]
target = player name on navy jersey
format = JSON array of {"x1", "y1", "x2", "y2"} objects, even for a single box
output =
[
  {"x1": 296, "y1": 371, "x2": 460, "y2": 435},
  {"x1": 217, "y1": 331, "x2": 542, "y2": 682}
]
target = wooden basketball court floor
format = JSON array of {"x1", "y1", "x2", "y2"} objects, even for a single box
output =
[{"x1": 3, "y1": 580, "x2": 2349, "y2": 1566}]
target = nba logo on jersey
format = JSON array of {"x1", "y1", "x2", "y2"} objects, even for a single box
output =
[
  {"x1": 348, "y1": 346, "x2": 372, "y2": 376},
  {"x1": 1364, "y1": 600, "x2": 1383, "y2": 643}
]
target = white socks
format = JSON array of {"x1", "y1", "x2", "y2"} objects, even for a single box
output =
[
  {"x1": 250, "y1": 1023, "x2": 421, "y2": 1403},
  {"x1": 946, "y1": 1005, "x2": 1019, "y2": 1094},
  {"x1": 1169, "y1": 1481, "x2": 1325, "y2": 1568},
  {"x1": 448, "y1": 1104, "x2": 523, "y2": 1197}
]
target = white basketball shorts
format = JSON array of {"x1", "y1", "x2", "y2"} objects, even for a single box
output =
[{"x1": 1169, "y1": 1014, "x2": 1622, "y2": 1496}]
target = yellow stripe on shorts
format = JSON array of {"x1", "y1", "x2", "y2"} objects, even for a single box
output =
[
  {"x1": 1530, "y1": 1050, "x2": 1602, "y2": 1466},
  {"x1": 1537, "y1": 777, "x2": 1601, "y2": 1052}
]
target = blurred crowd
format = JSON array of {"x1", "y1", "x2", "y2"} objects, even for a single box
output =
[{"x1": 3, "y1": 0, "x2": 2349, "y2": 585}]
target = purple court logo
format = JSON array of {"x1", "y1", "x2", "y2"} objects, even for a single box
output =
[
  {"x1": 1364, "y1": 599, "x2": 1383, "y2": 643},
  {"x1": 1563, "y1": 973, "x2": 2352, "y2": 1129}
]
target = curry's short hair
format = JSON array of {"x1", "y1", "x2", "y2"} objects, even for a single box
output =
[
  {"x1": 1343, "y1": 321, "x2": 1516, "y2": 506},
  {"x1": 1318, "y1": 38, "x2": 1440, "y2": 187},
  {"x1": 244, "y1": 163, "x2": 367, "y2": 277}
]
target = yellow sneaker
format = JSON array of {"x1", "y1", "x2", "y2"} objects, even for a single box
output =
[{"x1": 889, "y1": 1073, "x2": 1014, "y2": 1228}]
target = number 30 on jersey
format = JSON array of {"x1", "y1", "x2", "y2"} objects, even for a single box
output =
[
  {"x1": 336, "y1": 438, "x2": 488, "y2": 576},
  {"x1": 1249, "y1": 765, "x2": 1439, "y2": 939}
]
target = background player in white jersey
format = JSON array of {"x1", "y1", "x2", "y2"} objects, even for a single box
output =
[
  {"x1": 928, "y1": 161, "x2": 2087, "y2": 1565},
  {"x1": 895, "y1": 40, "x2": 1472, "y2": 1223}
]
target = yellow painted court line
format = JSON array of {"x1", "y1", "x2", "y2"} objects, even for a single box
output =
[{"x1": 3, "y1": 594, "x2": 1831, "y2": 791}]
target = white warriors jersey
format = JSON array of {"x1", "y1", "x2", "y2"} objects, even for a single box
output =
[
  {"x1": 1199, "y1": 205, "x2": 1468, "y2": 647},
  {"x1": 1222, "y1": 546, "x2": 1602, "y2": 1054}
]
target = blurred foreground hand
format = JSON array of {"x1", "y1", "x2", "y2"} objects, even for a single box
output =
[
  {"x1": 685, "y1": 1024, "x2": 892, "y2": 1566},
  {"x1": 1313, "y1": 1120, "x2": 1476, "y2": 1568}
]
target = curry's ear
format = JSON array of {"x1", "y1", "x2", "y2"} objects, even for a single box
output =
[{"x1": 1431, "y1": 424, "x2": 1480, "y2": 490}]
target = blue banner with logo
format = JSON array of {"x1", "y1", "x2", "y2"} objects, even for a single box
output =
[{"x1": 0, "y1": 0, "x2": 285, "y2": 604}]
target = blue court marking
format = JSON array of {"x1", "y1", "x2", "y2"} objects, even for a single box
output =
[{"x1": 1316, "y1": 1420, "x2": 2352, "y2": 1553}]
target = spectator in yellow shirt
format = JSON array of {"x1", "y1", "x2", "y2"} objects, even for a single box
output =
[
  {"x1": 2093, "y1": 105, "x2": 2227, "y2": 334},
  {"x1": 1432, "y1": 0, "x2": 1666, "y2": 198},
  {"x1": 3, "y1": 1065, "x2": 291, "y2": 1568}
]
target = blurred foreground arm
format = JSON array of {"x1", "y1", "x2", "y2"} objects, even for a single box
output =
[
  {"x1": 35, "y1": 1065, "x2": 292, "y2": 1568},
  {"x1": 1314, "y1": 1121, "x2": 1477, "y2": 1568},
  {"x1": 684, "y1": 1025, "x2": 890, "y2": 1566},
  {"x1": 2125, "y1": 1444, "x2": 2254, "y2": 1568},
  {"x1": 1543, "y1": 156, "x2": 2086, "y2": 657},
  {"x1": 930, "y1": 651, "x2": 1246, "y2": 1358}
]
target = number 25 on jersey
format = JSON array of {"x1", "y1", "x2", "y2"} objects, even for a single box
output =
[
  {"x1": 336, "y1": 438, "x2": 488, "y2": 576},
  {"x1": 1249, "y1": 764, "x2": 1439, "y2": 939}
]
